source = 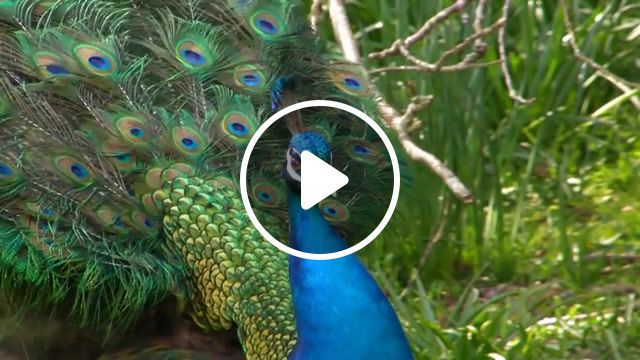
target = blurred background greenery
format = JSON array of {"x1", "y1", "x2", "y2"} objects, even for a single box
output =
[{"x1": 308, "y1": 0, "x2": 640, "y2": 358}]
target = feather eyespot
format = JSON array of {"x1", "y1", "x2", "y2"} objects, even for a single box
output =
[
  {"x1": 229, "y1": 122, "x2": 248, "y2": 136},
  {"x1": 53, "y1": 156, "x2": 94, "y2": 185},
  {"x1": 181, "y1": 137, "x2": 196, "y2": 149},
  {"x1": 0, "y1": 163, "x2": 14, "y2": 178},
  {"x1": 346, "y1": 140, "x2": 381, "y2": 165},
  {"x1": 221, "y1": 111, "x2": 257, "y2": 144},
  {"x1": 73, "y1": 44, "x2": 117, "y2": 76},
  {"x1": 112, "y1": 216, "x2": 125, "y2": 229},
  {"x1": 344, "y1": 77, "x2": 362, "y2": 90},
  {"x1": 250, "y1": 11, "x2": 283, "y2": 38},
  {"x1": 251, "y1": 181, "x2": 284, "y2": 208},
  {"x1": 233, "y1": 65, "x2": 267, "y2": 90},
  {"x1": 172, "y1": 127, "x2": 205, "y2": 156},
  {"x1": 129, "y1": 210, "x2": 158, "y2": 233},
  {"x1": 92, "y1": 205, "x2": 129, "y2": 233},
  {"x1": 181, "y1": 49, "x2": 204, "y2": 65},
  {"x1": 70, "y1": 163, "x2": 88, "y2": 178},
  {"x1": 110, "y1": 152, "x2": 136, "y2": 170},
  {"x1": 329, "y1": 68, "x2": 369, "y2": 96},
  {"x1": 46, "y1": 64, "x2": 69, "y2": 75},
  {"x1": 101, "y1": 142, "x2": 137, "y2": 171},
  {"x1": 33, "y1": 52, "x2": 71, "y2": 79},
  {"x1": 175, "y1": 39, "x2": 212, "y2": 69},
  {"x1": 319, "y1": 199, "x2": 350, "y2": 222},
  {"x1": 130, "y1": 127, "x2": 144, "y2": 137},
  {"x1": 242, "y1": 74, "x2": 259, "y2": 86},
  {"x1": 144, "y1": 217, "x2": 155, "y2": 228},
  {"x1": 115, "y1": 116, "x2": 152, "y2": 145},
  {"x1": 353, "y1": 144, "x2": 369, "y2": 154},
  {"x1": 115, "y1": 153, "x2": 131, "y2": 162}
]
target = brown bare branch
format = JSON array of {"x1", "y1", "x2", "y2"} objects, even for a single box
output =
[
  {"x1": 328, "y1": 0, "x2": 360, "y2": 63},
  {"x1": 369, "y1": 60, "x2": 502, "y2": 74},
  {"x1": 434, "y1": 18, "x2": 505, "y2": 69},
  {"x1": 369, "y1": 0, "x2": 469, "y2": 60},
  {"x1": 377, "y1": 96, "x2": 475, "y2": 203}
]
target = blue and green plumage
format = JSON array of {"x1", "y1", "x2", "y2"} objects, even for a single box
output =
[{"x1": 0, "y1": 0, "x2": 408, "y2": 358}]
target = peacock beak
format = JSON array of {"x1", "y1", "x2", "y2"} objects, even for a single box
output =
[{"x1": 285, "y1": 147, "x2": 301, "y2": 183}]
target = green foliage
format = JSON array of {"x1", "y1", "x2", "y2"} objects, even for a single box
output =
[{"x1": 310, "y1": 0, "x2": 640, "y2": 358}]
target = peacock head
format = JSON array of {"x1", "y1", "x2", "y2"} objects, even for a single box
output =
[{"x1": 284, "y1": 131, "x2": 330, "y2": 184}]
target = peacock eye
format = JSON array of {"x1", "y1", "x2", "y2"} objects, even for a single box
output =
[
  {"x1": 256, "y1": 19, "x2": 277, "y2": 34},
  {"x1": 229, "y1": 122, "x2": 248, "y2": 136},
  {"x1": 129, "y1": 127, "x2": 144, "y2": 138},
  {"x1": 181, "y1": 49, "x2": 205, "y2": 65},
  {"x1": 353, "y1": 144, "x2": 369, "y2": 154},
  {"x1": 46, "y1": 64, "x2": 70, "y2": 75},
  {"x1": 181, "y1": 137, "x2": 197, "y2": 149},
  {"x1": 144, "y1": 217, "x2": 155, "y2": 228},
  {"x1": 259, "y1": 192, "x2": 272, "y2": 201},
  {"x1": 344, "y1": 77, "x2": 362, "y2": 90},
  {"x1": 74, "y1": 44, "x2": 118, "y2": 76},
  {"x1": 115, "y1": 153, "x2": 131, "y2": 161},
  {"x1": 70, "y1": 163, "x2": 89, "y2": 178},
  {"x1": 112, "y1": 216, "x2": 125, "y2": 229},
  {"x1": 41, "y1": 207, "x2": 53, "y2": 216},
  {"x1": 242, "y1": 74, "x2": 260, "y2": 87},
  {"x1": 324, "y1": 207, "x2": 337, "y2": 216},
  {"x1": 88, "y1": 56, "x2": 110, "y2": 70},
  {"x1": 0, "y1": 164, "x2": 13, "y2": 177}
]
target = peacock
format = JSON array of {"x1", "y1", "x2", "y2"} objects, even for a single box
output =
[
  {"x1": 0, "y1": 0, "x2": 410, "y2": 358},
  {"x1": 283, "y1": 131, "x2": 412, "y2": 359}
]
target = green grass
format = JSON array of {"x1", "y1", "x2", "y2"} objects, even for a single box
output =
[{"x1": 311, "y1": 0, "x2": 640, "y2": 358}]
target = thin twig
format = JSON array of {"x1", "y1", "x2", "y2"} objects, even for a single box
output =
[
  {"x1": 369, "y1": 60, "x2": 502, "y2": 74},
  {"x1": 434, "y1": 18, "x2": 505, "y2": 69},
  {"x1": 499, "y1": 0, "x2": 535, "y2": 104},
  {"x1": 559, "y1": 0, "x2": 640, "y2": 109},
  {"x1": 369, "y1": 0, "x2": 469, "y2": 60},
  {"x1": 472, "y1": 0, "x2": 489, "y2": 54},
  {"x1": 310, "y1": 0, "x2": 324, "y2": 31},
  {"x1": 399, "y1": 199, "x2": 451, "y2": 299}
]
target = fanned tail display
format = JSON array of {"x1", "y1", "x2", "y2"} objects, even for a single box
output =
[{"x1": 0, "y1": 0, "x2": 395, "y2": 358}]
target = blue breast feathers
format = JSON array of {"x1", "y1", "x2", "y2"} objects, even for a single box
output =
[{"x1": 287, "y1": 192, "x2": 413, "y2": 359}]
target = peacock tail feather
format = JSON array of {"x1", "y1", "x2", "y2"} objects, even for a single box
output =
[{"x1": 0, "y1": 0, "x2": 392, "y2": 358}]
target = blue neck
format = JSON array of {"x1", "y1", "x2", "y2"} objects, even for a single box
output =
[{"x1": 287, "y1": 191, "x2": 347, "y2": 254}]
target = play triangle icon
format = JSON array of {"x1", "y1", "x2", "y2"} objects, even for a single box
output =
[{"x1": 300, "y1": 150, "x2": 349, "y2": 210}]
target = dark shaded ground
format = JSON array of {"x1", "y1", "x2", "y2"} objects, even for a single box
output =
[{"x1": 0, "y1": 299, "x2": 244, "y2": 360}]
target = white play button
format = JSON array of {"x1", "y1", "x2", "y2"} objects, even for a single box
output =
[{"x1": 300, "y1": 150, "x2": 349, "y2": 210}]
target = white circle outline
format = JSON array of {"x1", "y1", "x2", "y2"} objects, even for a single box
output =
[{"x1": 239, "y1": 100, "x2": 400, "y2": 260}]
